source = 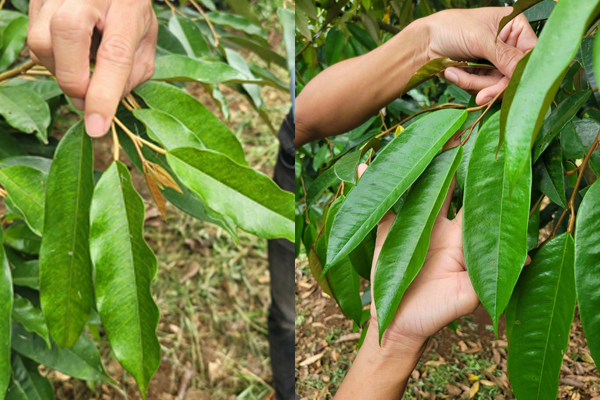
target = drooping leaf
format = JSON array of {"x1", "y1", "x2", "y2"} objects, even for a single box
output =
[
  {"x1": 581, "y1": 37, "x2": 600, "y2": 105},
  {"x1": 12, "y1": 295, "x2": 50, "y2": 348},
  {"x1": 168, "y1": 15, "x2": 210, "y2": 59},
  {"x1": 532, "y1": 139, "x2": 567, "y2": 208},
  {"x1": 326, "y1": 109, "x2": 467, "y2": 269},
  {"x1": 348, "y1": 231, "x2": 375, "y2": 281},
  {"x1": 296, "y1": 0, "x2": 318, "y2": 20},
  {"x1": 574, "y1": 179, "x2": 600, "y2": 369},
  {"x1": 135, "y1": 81, "x2": 246, "y2": 165},
  {"x1": 39, "y1": 122, "x2": 94, "y2": 349},
  {"x1": 508, "y1": 233, "x2": 576, "y2": 400},
  {"x1": 167, "y1": 148, "x2": 294, "y2": 241},
  {"x1": 324, "y1": 196, "x2": 363, "y2": 325},
  {"x1": 560, "y1": 121, "x2": 586, "y2": 160},
  {"x1": 532, "y1": 90, "x2": 591, "y2": 162},
  {"x1": 206, "y1": 11, "x2": 266, "y2": 38},
  {"x1": 464, "y1": 112, "x2": 531, "y2": 333},
  {"x1": 305, "y1": 167, "x2": 340, "y2": 208},
  {"x1": 499, "y1": 52, "x2": 531, "y2": 154},
  {"x1": 375, "y1": 146, "x2": 462, "y2": 341},
  {"x1": 308, "y1": 249, "x2": 335, "y2": 298},
  {"x1": 594, "y1": 30, "x2": 600, "y2": 98},
  {"x1": 157, "y1": 24, "x2": 187, "y2": 56},
  {"x1": 497, "y1": 0, "x2": 545, "y2": 36},
  {"x1": 0, "y1": 227, "x2": 12, "y2": 398},
  {"x1": 0, "y1": 86, "x2": 51, "y2": 144},
  {"x1": 0, "y1": 166, "x2": 46, "y2": 236},
  {"x1": 89, "y1": 161, "x2": 160, "y2": 398},
  {"x1": 528, "y1": 206, "x2": 540, "y2": 251},
  {"x1": 504, "y1": 0, "x2": 599, "y2": 190},
  {"x1": 221, "y1": 35, "x2": 287, "y2": 68},
  {"x1": 456, "y1": 117, "x2": 480, "y2": 190},
  {"x1": 0, "y1": 15, "x2": 27, "y2": 70},
  {"x1": 11, "y1": 323, "x2": 112, "y2": 383},
  {"x1": 6, "y1": 249, "x2": 39, "y2": 290},
  {"x1": 10, "y1": 354, "x2": 54, "y2": 400},
  {"x1": 4, "y1": 222, "x2": 41, "y2": 255}
]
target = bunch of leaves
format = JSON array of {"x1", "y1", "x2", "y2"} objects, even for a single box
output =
[
  {"x1": 296, "y1": 0, "x2": 600, "y2": 398},
  {"x1": 0, "y1": 0, "x2": 294, "y2": 399}
]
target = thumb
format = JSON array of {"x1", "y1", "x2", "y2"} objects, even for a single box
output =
[{"x1": 488, "y1": 40, "x2": 525, "y2": 79}]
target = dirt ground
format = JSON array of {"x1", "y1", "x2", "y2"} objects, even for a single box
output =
[{"x1": 296, "y1": 257, "x2": 600, "y2": 400}]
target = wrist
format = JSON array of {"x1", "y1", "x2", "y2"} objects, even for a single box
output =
[{"x1": 362, "y1": 322, "x2": 427, "y2": 364}]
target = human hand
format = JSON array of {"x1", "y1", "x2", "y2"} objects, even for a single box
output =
[
  {"x1": 27, "y1": 0, "x2": 158, "y2": 138},
  {"x1": 358, "y1": 161, "x2": 480, "y2": 351},
  {"x1": 422, "y1": 7, "x2": 537, "y2": 105}
]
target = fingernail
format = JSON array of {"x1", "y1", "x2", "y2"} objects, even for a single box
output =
[
  {"x1": 482, "y1": 96, "x2": 494, "y2": 103},
  {"x1": 71, "y1": 98, "x2": 85, "y2": 111},
  {"x1": 446, "y1": 70, "x2": 458, "y2": 84},
  {"x1": 86, "y1": 114, "x2": 108, "y2": 138}
]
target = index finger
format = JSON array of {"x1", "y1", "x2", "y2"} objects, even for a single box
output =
[{"x1": 84, "y1": 5, "x2": 145, "y2": 138}]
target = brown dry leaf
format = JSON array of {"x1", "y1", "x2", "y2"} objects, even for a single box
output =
[
  {"x1": 335, "y1": 333, "x2": 361, "y2": 343},
  {"x1": 146, "y1": 162, "x2": 183, "y2": 193},
  {"x1": 208, "y1": 360, "x2": 222, "y2": 385},
  {"x1": 411, "y1": 370, "x2": 420, "y2": 380},
  {"x1": 180, "y1": 262, "x2": 200, "y2": 284},
  {"x1": 299, "y1": 352, "x2": 324, "y2": 366},
  {"x1": 492, "y1": 348, "x2": 501, "y2": 364},
  {"x1": 480, "y1": 380, "x2": 496, "y2": 387},
  {"x1": 144, "y1": 172, "x2": 167, "y2": 220},
  {"x1": 458, "y1": 340, "x2": 468, "y2": 352},
  {"x1": 425, "y1": 357, "x2": 446, "y2": 367},
  {"x1": 446, "y1": 384, "x2": 462, "y2": 396},
  {"x1": 469, "y1": 381, "x2": 479, "y2": 399}
]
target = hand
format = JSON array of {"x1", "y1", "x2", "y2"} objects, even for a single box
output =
[
  {"x1": 424, "y1": 7, "x2": 538, "y2": 105},
  {"x1": 359, "y1": 162, "x2": 479, "y2": 350},
  {"x1": 27, "y1": 0, "x2": 158, "y2": 138}
]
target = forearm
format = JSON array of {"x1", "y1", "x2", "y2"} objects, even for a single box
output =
[
  {"x1": 333, "y1": 326, "x2": 426, "y2": 400},
  {"x1": 295, "y1": 19, "x2": 431, "y2": 147}
]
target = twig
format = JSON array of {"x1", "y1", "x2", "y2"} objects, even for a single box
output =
[
  {"x1": 113, "y1": 116, "x2": 168, "y2": 155},
  {"x1": 0, "y1": 188, "x2": 7, "y2": 198},
  {"x1": 120, "y1": 99, "x2": 134, "y2": 112},
  {"x1": 460, "y1": 87, "x2": 505, "y2": 146},
  {"x1": 550, "y1": 208, "x2": 568, "y2": 239},
  {"x1": 190, "y1": 0, "x2": 220, "y2": 47},
  {"x1": 0, "y1": 60, "x2": 37, "y2": 83},
  {"x1": 164, "y1": 0, "x2": 186, "y2": 17},
  {"x1": 0, "y1": 0, "x2": 6, "y2": 11},
  {"x1": 111, "y1": 123, "x2": 120, "y2": 162},
  {"x1": 126, "y1": 93, "x2": 142, "y2": 109},
  {"x1": 529, "y1": 194, "x2": 544, "y2": 219}
]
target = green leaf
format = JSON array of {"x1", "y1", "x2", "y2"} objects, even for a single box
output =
[
  {"x1": 499, "y1": 52, "x2": 531, "y2": 154},
  {"x1": 10, "y1": 354, "x2": 54, "y2": 400},
  {"x1": 560, "y1": 121, "x2": 586, "y2": 160},
  {"x1": 305, "y1": 167, "x2": 340, "y2": 208},
  {"x1": 168, "y1": 148, "x2": 294, "y2": 241},
  {"x1": 220, "y1": 35, "x2": 286, "y2": 68},
  {"x1": 12, "y1": 295, "x2": 50, "y2": 348},
  {"x1": 39, "y1": 122, "x2": 94, "y2": 349},
  {"x1": 224, "y1": 48, "x2": 265, "y2": 111},
  {"x1": 326, "y1": 109, "x2": 467, "y2": 269},
  {"x1": 523, "y1": 0, "x2": 556, "y2": 22},
  {"x1": 532, "y1": 90, "x2": 591, "y2": 162},
  {"x1": 168, "y1": 15, "x2": 210, "y2": 58},
  {"x1": 456, "y1": 117, "x2": 480, "y2": 190},
  {"x1": 346, "y1": 23, "x2": 376, "y2": 52},
  {"x1": 224, "y1": 0, "x2": 259, "y2": 24},
  {"x1": 132, "y1": 109, "x2": 205, "y2": 150},
  {"x1": 6, "y1": 249, "x2": 39, "y2": 290},
  {"x1": 135, "y1": 81, "x2": 246, "y2": 165},
  {"x1": 594, "y1": 30, "x2": 600, "y2": 96},
  {"x1": 0, "y1": 129, "x2": 25, "y2": 160},
  {"x1": 3, "y1": 78, "x2": 63, "y2": 101},
  {"x1": 90, "y1": 161, "x2": 160, "y2": 398},
  {"x1": 574, "y1": 179, "x2": 600, "y2": 369},
  {"x1": 0, "y1": 227, "x2": 12, "y2": 398},
  {"x1": 374, "y1": 146, "x2": 462, "y2": 341},
  {"x1": 348, "y1": 232, "x2": 374, "y2": 281},
  {"x1": 206, "y1": 11, "x2": 266, "y2": 39},
  {"x1": 152, "y1": 54, "x2": 263, "y2": 85},
  {"x1": 0, "y1": 15, "x2": 27, "y2": 70},
  {"x1": 294, "y1": 8, "x2": 311, "y2": 41},
  {"x1": 324, "y1": 196, "x2": 363, "y2": 325},
  {"x1": 0, "y1": 86, "x2": 51, "y2": 144},
  {"x1": 0, "y1": 156, "x2": 52, "y2": 174},
  {"x1": 581, "y1": 37, "x2": 600, "y2": 105},
  {"x1": 508, "y1": 232, "x2": 576, "y2": 400},
  {"x1": 504, "y1": 0, "x2": 600, "y2": 190},
  {"x1": 528, "y1": 206, "x2": 540, "y2": 252},
  {"x1": 573, "y1": 118, "x2": 600, "y2": 175},
  {"x1": 0, "y1": 166, "x2": 46, "y2": 236},
  {"x1": 11, "y1": 323, "x2": 112, "y2": 382},
  {"x1": 297, "y1": 0, "x2": 318, "y2": 20},
  {"x1": 308, "y1": 249, "x2": 335, "y2": 298},
  {"x1": 4, "y1": 222, "x2": 41, "y2": 255},
  {"x1": 464, "y1": 112, "x2": 531, "y2": 333},
  {"x1": 532, "y1": 139, "x2": 567, "y2": 208},
  {"x1": 334, "y1": 151, "x2": 362, "y2": 184},
  {"x1": 497, "y1": 0, "x2": 545, "y2": 36},
  {"x1": 324, "y1": 28, "x2": 345, "y2": 66},
  {"x1": 157, "y1": 24, "x2": 187, "y2": 56},
  {"x1": 278, "y1": 7, "x2": 295, "y2": 72},
  {"x1": 295, "y1": 213, "x2": 304, "y2": 258}
]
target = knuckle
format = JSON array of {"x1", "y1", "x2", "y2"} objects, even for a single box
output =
[
  {"x1": 27, "y1": 29, "x2": 52, "y2": 57},
  {"x1": 56, "y1": 72, "x2": 87, "y2": 98},
  {"x1": 50, "y1": 10, "x2": 90, "y2": 37},
  {"x1": 98, "y1": 35, "x2": 134, "y2": 68}
]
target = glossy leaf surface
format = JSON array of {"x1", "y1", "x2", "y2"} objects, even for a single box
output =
[
  {"x1": 508, "y1": 233, "x2": 576, "y2": 400},
  {"x1": 499, "y1": 52, "x2": 530, "y2": 152},
  {"x1": 39, "y1": 122, "x2": 94, "y2": 349},
  {"x1": 12, "y1": 295, "x2": 50, "y2": 348},
  {"x1": 10, "y1": 354, "x2": 53, "y2": 400},
  {"x1": 153, "y1": 54, "x2": 262, "y2": 84},
  {"x1": 0, "y1": 166, "x2": 46, "y2": 236},
  {"x1": 0, "y1": 227, "x2": 12, "y2": 398},
  {"x1": 0, "y1": 86, "x2": 51, "y2": 144},
  {"x1": 574, "y1": 179, "x2": 600, "y2": 368},
  {"x1": 132, "y1": 109, "x2": 205, "y2": 150},
  {"x1": 532, "y1": 139, "x2": 567, "y2": 208},
  {"x1": 168, "y1": 148, "x2": 294, "y2": 241},
  {"x1": 403, "y1": 58, "x2": 492, "y2": 95},
  {"x1": 374, "y1": 146, "x2": 462, "y2": 340},
  {"x1": 135, "y1": 81, "x2": 246, "y2": 165},
  {"x1": 504, "y1": 0, "x2": 599, "y2": 190},
  {"x1": 326, "y1": 109, "x2": 467, "y2": 269},
  {"x1": 168, "y1": 15, "x2": 210, "y2": 58},
  {"x1": 497, "y1": 0, "x2": 544, "y2": 35},
  {"x1": 90, "y1": 162, "x2": 160, "y2": 398},
  {"x1": 464, "y1": 112, "x2": 531, "y2": 333}
]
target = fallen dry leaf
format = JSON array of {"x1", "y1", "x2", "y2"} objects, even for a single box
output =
[
  {"x1": 469, "y1": 381, "x2": 479, "y2": 399},
  {"x1": 299, "y1": 352, "x2": 324, "y2": 366},
  {"x1": 335, "y1": 333, "x2": 361, "y2": 343}
]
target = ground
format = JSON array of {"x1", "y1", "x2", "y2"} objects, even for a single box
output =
[
  {"x1": 44, "y1": 2, "x2": 290, "y2": 399},
  {"x1": 296, "y1": 257, "x2": 600, "y2": 400}
]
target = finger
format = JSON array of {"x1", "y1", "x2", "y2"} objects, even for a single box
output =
[
  {"x1": 85, "y1": 4, "x2": 148, "y2": 138},
  {"x1": 525, "y1": 255, "x2": 532, "y2": 266},
  {"x1": 500, "y1": 14, "x2": 537, "y2": 54},
  {"x1": 476, "y1": 75, "x2": 510, "y2": 105},
  {"x1": 27, "y1": 0, "x2": 64, "y2": 72},
  {"x1": 489, "y1": 40, "x2": 525, "y2": 80},
  {"x1": 438, "y1": 137, "x2": 461, "y2": 220},
  {"x1": 28, "y1": 0, "x2": 44, "y2": 22},
  {"x1": 445, "y1": 67, "x2": 503, "y2": 93},
  {"x1": 50, "y1": 0, "x2": 100, "y2": 108},
  {"x1": 122, "y1": 16, "x2": 158, "y2": 94}
]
